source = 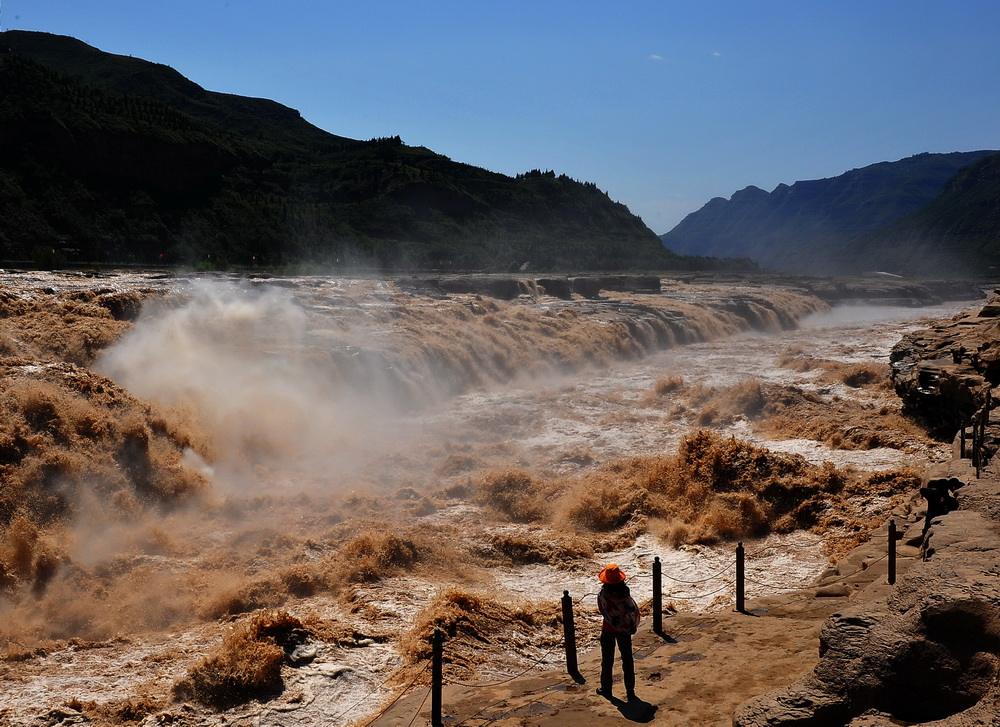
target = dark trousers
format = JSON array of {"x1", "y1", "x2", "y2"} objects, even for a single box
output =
[{"x1": 600, "y1": 630, "x2": 635, "y2": 695}]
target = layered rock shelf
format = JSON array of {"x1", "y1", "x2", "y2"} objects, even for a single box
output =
[{"x1": 397, "y1": 273, "x2": 986, "y2": 305}]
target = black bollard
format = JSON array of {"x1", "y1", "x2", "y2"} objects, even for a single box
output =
[
  {"x1": 980, "y1": 408, "x2": 988, "y2": 477},
  {"x1": 431, "y1": 629, "x2": 443, "y2": 726},
  {"x1": 652, "y1": 556, "x2": 663, "y2": 635},
  {"x1": 561, "y1": 590, "x2": 579, "y2": 678},
  {"x1": 735, "y1": 541, "x2": 745, "y2": 613},
  {"x1": 975, "y1": 412, "x2": 982, "y2": 478},
  {"x1": 887, "y1": 520, "x2": 896, "y2": 586}
]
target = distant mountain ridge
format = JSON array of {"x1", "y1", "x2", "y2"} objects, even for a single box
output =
[
  {"x1": 839, "y1": 153, "x2": 1000, "y2": 275},
  {"x1": 0, "y1": 30, "x2": 708, "y2": 271},
  {"x1": 660, "y1": 150, "x2": 999, "y2": 274}
]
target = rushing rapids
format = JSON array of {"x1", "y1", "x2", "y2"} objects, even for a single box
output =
[{"x1": 0, "y1": 270, "x2": 983, "y2": 726}]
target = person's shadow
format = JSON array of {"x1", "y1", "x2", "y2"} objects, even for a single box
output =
[{"x1": 608, "y1": 695, "x2": 657, "y2": 722}]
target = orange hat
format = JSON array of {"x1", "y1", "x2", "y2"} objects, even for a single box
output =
[{"x1": 598, "y1": 563, "x2": 627, "y2": 584}]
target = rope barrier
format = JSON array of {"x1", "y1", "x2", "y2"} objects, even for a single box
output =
[
  {"x1": 744, "y1": 553, "x2": 889, "y2": 602},
  {"x1": 661, "y1": 578, "x2": 735, "y2": 600},
  {"x1": 743, "y1": 575, "x2": 804, "y2": 591},
  {"x1": 446, "y1": 640, "x2": 564, "y2": 688},
  {"x1": 577, "y1": 572, "x2": 733, "y2": 601},
  {"x1": 597, "y1": 561, "x2": 732, "y2": 586},
  {"x1": 446, "y1": 575, "x2": 731, "y2": 720},
  {"x1": 404, "y1": 686, "x2": 432, "y2": 727},
  {"x1": 326, "y1": 669, "x2": 400, "y2": 726},
  {"x1": 657, "y1": 561, "x2": 734, "y2": 584},
  {"x1": 746, "y1": 534, "x2": 894, "y2": 563},
  {"x1": 360, "y1": 663, "x2": 430, "y2": 727}
]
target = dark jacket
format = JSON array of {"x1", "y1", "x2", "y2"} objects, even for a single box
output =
[{"x1": 597, "y1": 583, "x2": 640, "y2": 633}]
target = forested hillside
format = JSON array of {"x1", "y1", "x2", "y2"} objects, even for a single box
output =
[{"x1": 0, "y1": 31, "x2": 684, "y2": 271}]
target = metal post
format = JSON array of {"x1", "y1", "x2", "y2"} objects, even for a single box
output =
[
  {"x1": 975, "y1": 411, "x2": 982, "y2": 478},
  {"x1": 887, "y1": 520, "x2": 896, "y2": 586},
  {"x1": 652, "y1": 556, "x2": 662, "y2": 634},
  {"x1": 561, "y1": 590, "x2": 578, "y2": 677},
  {"x1": 980, "y1": 410, "x2": 985, "y2": 474},
  {"x1": 981, "y1": 407, "x2": 989, "y2": 473},
  {"x1": 973, "y1": 414, "x2": 980, "y2": 472},
  {"x1": 431, "y1": 629, "x2": 443, "y2": 726},
  {"x1": 735, "y1": 541, "x2": 745, "y2": 613}
]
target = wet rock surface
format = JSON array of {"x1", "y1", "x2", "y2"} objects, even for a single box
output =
[{"x1": 397, "y1": 273, "x2": 665, "y2": 299}]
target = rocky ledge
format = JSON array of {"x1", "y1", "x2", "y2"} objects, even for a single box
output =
[
  {"x1": 794, "y1": 277, "x2": 986, "y2": 307},
  {"x1": 734, "y1": 465, "x2": 999, "y2": 726},
  {"x1": 397, "y1": 274, "x2": 663, "y2": 299},
  {"x1": 396, "y1": 274, "x2": 987, "y2": 304},
  {"x1": 891, "y1": 294, "x2": 1000, "y2": 437}
]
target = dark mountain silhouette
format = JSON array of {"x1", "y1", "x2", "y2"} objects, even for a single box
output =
[
  {"x1": 0, "y1": 30, "x2": 705, "y2": 271},
  {"x1": 839, "y1": 152, "x2": 1000, "y2": 276},
  {"x1": 660, "y1": 151, "x2": 997, "y2": 273}
]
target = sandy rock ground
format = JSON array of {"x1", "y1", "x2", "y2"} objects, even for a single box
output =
[{"x1": 735, "y1": 456, "x2": 999, "y2": 727}]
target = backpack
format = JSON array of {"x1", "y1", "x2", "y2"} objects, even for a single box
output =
[{"x1": 600, "y1": 588, "x2": 640, "y2": 633}]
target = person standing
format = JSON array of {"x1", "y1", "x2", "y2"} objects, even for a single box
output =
[{"x1": 596, "y1": 563, "x2": 640, "y2": 701}]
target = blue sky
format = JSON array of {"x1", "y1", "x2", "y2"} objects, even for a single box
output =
[{"x1": 4, "y1": 1, "x2": 999, "y2": 232}]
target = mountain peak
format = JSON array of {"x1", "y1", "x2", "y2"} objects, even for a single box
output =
[{"x1": 730, "y1": 185, "x2": 769, "y2": 202}]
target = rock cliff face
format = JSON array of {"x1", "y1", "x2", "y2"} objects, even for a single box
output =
[
  {"x1": 735, "y1": 302, "x2": 1000, "y2": 727},
  {"x1": 890, "y1": 295, "x2": 1000, "y2": 436}
]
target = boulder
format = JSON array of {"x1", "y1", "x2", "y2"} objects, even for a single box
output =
[
  {"x1": 535, "y1": 277, "x2": 573, "y2": 299},
  {"x1": 569, "y1": 277, "x2": 602, "y2": 299}
]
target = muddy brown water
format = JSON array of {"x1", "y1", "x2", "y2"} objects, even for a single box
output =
[{"x1": 0, "y1": 272, "x2": 976, "y2": 725}]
